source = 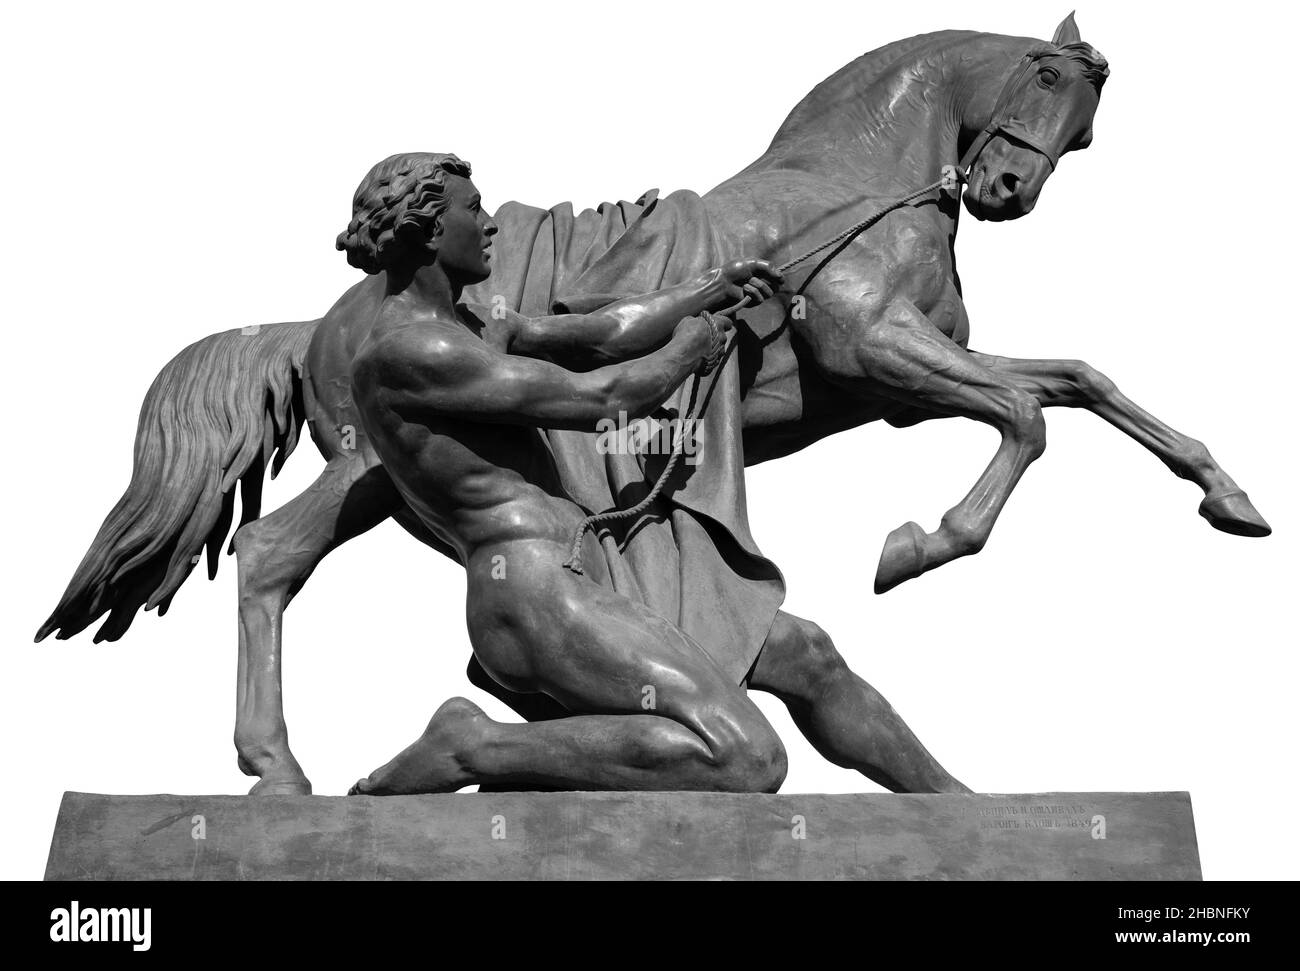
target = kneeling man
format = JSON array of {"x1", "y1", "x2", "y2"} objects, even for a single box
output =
[
  {"x1": 347, "y1": 152, "x2": 789, "y2": 792},
  {"x1": 345, "y1": 152, "x2": 968, "y2": 796}
]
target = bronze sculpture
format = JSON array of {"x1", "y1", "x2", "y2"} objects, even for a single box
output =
[{"x1": 36, "y1": 13, "x2": 1269, "y2": 800}]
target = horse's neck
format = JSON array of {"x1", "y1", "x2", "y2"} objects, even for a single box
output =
[{"x1": 754, "y1": 31, "x2": 1036, "y2": 191}]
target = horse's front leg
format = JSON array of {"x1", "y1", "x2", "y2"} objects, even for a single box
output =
[
  {"x1": 810, "y1": 295, "x2": 1047, "y2": 592},
  {"x1": 970, "y1": 352, "x2": 1271, "y2": 537}
]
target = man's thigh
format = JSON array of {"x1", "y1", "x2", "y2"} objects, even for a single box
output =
[{"x1": 468, "y1": 552, "x2": 770, "y2": 733}]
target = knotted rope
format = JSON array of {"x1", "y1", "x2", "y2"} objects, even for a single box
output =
[{"x1": 561, "y1": 165, "x2": 967, "y2": 574}]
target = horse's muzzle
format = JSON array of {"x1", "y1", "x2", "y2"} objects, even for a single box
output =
[{"x1": 963, "y1": 137, "x2": 1050, "y2": 221}]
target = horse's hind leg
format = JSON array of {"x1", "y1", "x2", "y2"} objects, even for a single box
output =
[
  {"x1": 970, "y1": 352, "x2": 1271, "y2": 537},
  {"x1": 233, "y1": 455, "x2": 401, "y2": 794}
]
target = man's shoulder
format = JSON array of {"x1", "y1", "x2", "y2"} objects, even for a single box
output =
[
  {"x1": 359, "y1": 315, "x2": 491, "y2": 378},
  {"x1": 459, "y1": 300, "x2": 524, "y2": 346},
  {"x1": 458, "y1": 300, "x2": 513, "y2": 325}
]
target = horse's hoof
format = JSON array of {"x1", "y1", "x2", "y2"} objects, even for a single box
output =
[
  {"x1": 1199, "y1": 491, "x2": 1271, "y2": 538},
  {"x1": 248, "y1": 777, "x2": 312, "y2": 796},
  {"x1": 875, "y1": 521, "x2": 927, "y2": 593}
]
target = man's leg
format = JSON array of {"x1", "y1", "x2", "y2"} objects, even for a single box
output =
[
  {"x1": 748, "y1": 610, "x2": 969, "y2": 793},
  {"x1": 351, "y1": 544, "x2": 787, "y2": 794}
]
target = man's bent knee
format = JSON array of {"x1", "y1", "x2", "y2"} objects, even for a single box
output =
[
  {"x1": 790, "y1": 619, "x2": 848, "y2": 688},
  {"x1": 759, "y1": 613, "x2": 851, "y2": 700},
  {"x1": 707, "y1": 716, "x2": 788, "y2": 793}
]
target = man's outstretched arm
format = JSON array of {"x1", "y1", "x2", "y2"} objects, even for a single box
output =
[
  {"x1": 505, "y1": 259, "x2": 780, "y2": 367},
  {"x1": 355, "y1": 315, "x2": 728, "y2": 432}
]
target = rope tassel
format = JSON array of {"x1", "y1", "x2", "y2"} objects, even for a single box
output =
[{"x1": 563, "y1": 372, "x2": 705, "y2": 575}]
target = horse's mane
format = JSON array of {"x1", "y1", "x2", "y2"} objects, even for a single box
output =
[
  {"x1": 1058, "y1": 41, "x2": 1110, "y2": 90},
  {"x1": 768, "y1": 29, "x2": 1108, "y2": 158},
  {"x1": 833, "y1": 30, "x2": 966, "y2": 91},
  {"x1": 768, "y1": 30, "x2": 981, "y2": 150}
]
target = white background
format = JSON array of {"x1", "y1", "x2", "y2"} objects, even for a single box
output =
[{"x1": 2, "y1": 1, "x2": 1294, "y2": 880}]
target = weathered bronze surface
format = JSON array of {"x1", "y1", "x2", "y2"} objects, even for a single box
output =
[
  {"x1": 46, "y1": 790, "x2": 1201, "y2": 881},
  {"x1": 35, "y1": 13, "x2": 1266, "y2": 823}
]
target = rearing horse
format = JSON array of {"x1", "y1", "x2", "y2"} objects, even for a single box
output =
[
  {"x1": 718, "y1": 13, "x2": 1266, "y2": 591},
  {"x1": 37, "y1": 14, "x2": 1268, "y2": 794}
]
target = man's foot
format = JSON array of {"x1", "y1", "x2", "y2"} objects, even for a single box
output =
[{"x1": 349, "y1": 697, "x2": 487, "y2": 796}]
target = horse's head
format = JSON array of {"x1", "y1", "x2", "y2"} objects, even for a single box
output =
[{"x1": 964, "y1": 13, "x2": 1109, "y2": 222}]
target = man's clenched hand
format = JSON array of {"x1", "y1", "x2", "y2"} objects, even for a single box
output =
[
  {"x1": 699, "y1": 259, "x2": 784, "y2": 312},
  {"x1": 675, "y1": 311, "x2": 735, "y2": 375}
]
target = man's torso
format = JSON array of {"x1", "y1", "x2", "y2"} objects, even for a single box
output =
[{"x1": 351, "y1": 302, "x2": 586, "y2": 563}]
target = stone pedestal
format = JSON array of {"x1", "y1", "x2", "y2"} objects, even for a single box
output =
[{"x1": 45, "y1": 790, "x2": 1201, "y2": 880}]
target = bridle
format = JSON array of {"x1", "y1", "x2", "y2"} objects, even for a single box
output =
[
  {"x1": 958, "y1": 46, "x2": 1068, "y2": 174},
  {"x1": 772, "y1": 43, "x2": 1078, "y2": 280}
]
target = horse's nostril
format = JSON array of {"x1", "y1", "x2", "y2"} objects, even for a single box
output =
[{"x1": 998, "y1": 172, "x2": 1021, "y2": 196}]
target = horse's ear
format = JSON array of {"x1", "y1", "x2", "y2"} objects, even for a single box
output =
[{"x1": 1052, "y1": 11, "x2": 1081, "y2": 46}]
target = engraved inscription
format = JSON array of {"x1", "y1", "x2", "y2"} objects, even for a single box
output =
[{"x1": 973, "y1": 803, "x2": 1094, "y2": 832}]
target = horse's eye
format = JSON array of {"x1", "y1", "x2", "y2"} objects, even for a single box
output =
[{"x1": 1038, "y1": 67, "x2": 1060, "y2": 88}]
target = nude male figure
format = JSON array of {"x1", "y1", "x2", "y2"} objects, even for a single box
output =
[{"x1": 344, "y1": 152, "x2": 968, "y2": 794}]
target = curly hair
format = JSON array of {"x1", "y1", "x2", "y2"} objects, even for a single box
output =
[{"x1": 336, "y1": 152, "x2": 473, "y2": 274}]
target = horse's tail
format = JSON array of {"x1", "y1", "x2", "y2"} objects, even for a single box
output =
[{"x1": 35, "y1": 320, "x2": 321, "y2": 643}]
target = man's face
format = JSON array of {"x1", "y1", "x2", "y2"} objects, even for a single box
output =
[{"x1": 434, "y1": 174, "x2": 496, "y2": 284}]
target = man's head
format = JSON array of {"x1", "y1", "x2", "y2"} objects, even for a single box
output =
[{"x1": 337, "y1": 152, "x2": 495, "y2": 282}]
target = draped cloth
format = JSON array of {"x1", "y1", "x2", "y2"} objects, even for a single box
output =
[{"x1": 463, "y1": 190, "x2": 784, "y2": 684}]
